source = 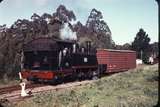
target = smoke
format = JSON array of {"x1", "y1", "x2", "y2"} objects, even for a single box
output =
[{"x1": 60, "y1": 23, "x2": 77, "y2": 40}]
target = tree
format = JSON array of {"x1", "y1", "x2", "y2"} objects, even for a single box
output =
[
  {"x1": 0, "y1": 24, "x2": 7, "y2": 42},
  {"x1": 41, "y1": 13, "x2": 52, "y2": 24},
  {"x1": 86, "y1": 8, "x2": 111, "y2": 33},
  {"x1": 150, "y1": 42, "x2": 159, "y2": 58},
  {"x1": 84, "y1": 8, "x2": 113, "y2": 49},
  {"x1": 52, "y1": 5, "x2": 76, "y2": 23},
  {"x1": 131, "y1": 28, "x2": 151, "y2": 62},
  {"x1": 31, "y1": 13, "x2": 49, "y2": 36},
  {"x1": 114, "y1": 43, "x2": 131, "y2": 50},
  {"x1": 122, "y1": 43, "x2": 131, "y2": 50}
]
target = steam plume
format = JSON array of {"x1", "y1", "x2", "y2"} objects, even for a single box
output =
[{"x1": 60, "y1": 23, "x2": 77, "y2": 40}]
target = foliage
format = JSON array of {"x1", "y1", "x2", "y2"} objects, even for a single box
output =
[
  {"x1": 75, "y1": 8, "x2": 114, "y2": 50},
  {"x1": 149, "y1": 42, "x2": 159, "y2": 58},
  {"x1": 114, "y1": 43, "x2": 131, "y2": 50},
  {"x1": 52, "y1": 5, "x2": 76, "y2": 23},
  {"x1": 131, "y1": 28, "x2": 151, "y2": 62},
  {"x1": 86, "y1": 8, "x2": 110, "y2": 33}
]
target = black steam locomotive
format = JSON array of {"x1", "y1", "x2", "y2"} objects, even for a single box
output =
[{"x1": 21, "y1": 37, "x2": 102, "y2": 83}]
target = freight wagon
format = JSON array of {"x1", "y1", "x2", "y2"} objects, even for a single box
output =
[{"x1": 97, "y1": 49, "x2": 136, "y2": 73}]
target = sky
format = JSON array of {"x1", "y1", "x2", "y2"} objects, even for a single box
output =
[{"x1": 0, "y1": 0, "x2": 158, "y2": 45}]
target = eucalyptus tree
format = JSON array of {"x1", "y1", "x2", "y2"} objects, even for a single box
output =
[
  {"x1": 52, "y1": 5, "x2": 76, "y2": 23},
  {"x1": 131, "y1": 28, "x2": 151, "y2": 62}
]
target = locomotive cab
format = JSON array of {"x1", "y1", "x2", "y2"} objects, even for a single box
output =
[
  {"x1": 23, "y1": 51, "x2": 58, "y2": 71},
  {"x1": 21, "y1": 38, "x2": 75, "y2": 81}
]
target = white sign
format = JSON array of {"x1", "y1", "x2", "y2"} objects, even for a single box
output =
[{"x1": 84, "y1": 57, "x2": 88, "y2": 62}]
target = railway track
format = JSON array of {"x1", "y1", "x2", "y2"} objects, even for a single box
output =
[
  {"x1": 0, "y1": 83, "x2": 44, "y2": 95},
  {"x1": 0, "y1": 80, "x2": 93, "y2": 103}
]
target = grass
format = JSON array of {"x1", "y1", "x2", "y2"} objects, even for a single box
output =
[{"x1": 1, "y1": 64, "x2": 158, "y2": 107}]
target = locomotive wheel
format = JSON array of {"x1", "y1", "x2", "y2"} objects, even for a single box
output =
[
  {"x1": 77, "y1": 71, "x2": 82, "y2": 81},
  {"x1": 92, "y1": 71, "x2": 99, "y2": 80},
  {"x1": 88, "y1": 71, "x2": 93, "y2": 80},
  {"x1": 50, "y1": 76, "x2": 61, "y2": 85},
  {"x1": 71, "y1": 72, "x2": 77, "y2": 81},
  {"x1": 81, "y1": 72, "x2": 86, "y2": 80},
  {"x1": 92, "y1": 76, "x2": 98, "y2": 80}
]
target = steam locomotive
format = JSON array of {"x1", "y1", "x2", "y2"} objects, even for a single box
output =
[{"x1": 21, "y1": 37, "x2": 136, "y2": 83}]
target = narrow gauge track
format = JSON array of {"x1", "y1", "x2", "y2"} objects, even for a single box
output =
[
  {"x1": 0, "y1": 83, "x2": 44, "y2": 95},
  {"x1": 0, "y1": 80, "x2": 92, "y2": 103}
]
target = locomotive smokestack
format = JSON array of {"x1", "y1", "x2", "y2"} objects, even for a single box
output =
[
  {"x1": 58, "y1": 51, "x2": 62, "y2": 67},
  {"x1": 20, "y1": 51, "x2": 24, "y2": 70},
  {"x1": 73, "y1": 44, "x2": 76, "y2": 53},
  {"x1": 81, "y1": 47, "x2": 85, "y2": 53},
  {"x1": 86, "y1": 41, "x2": 91, "y2": 54}
]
